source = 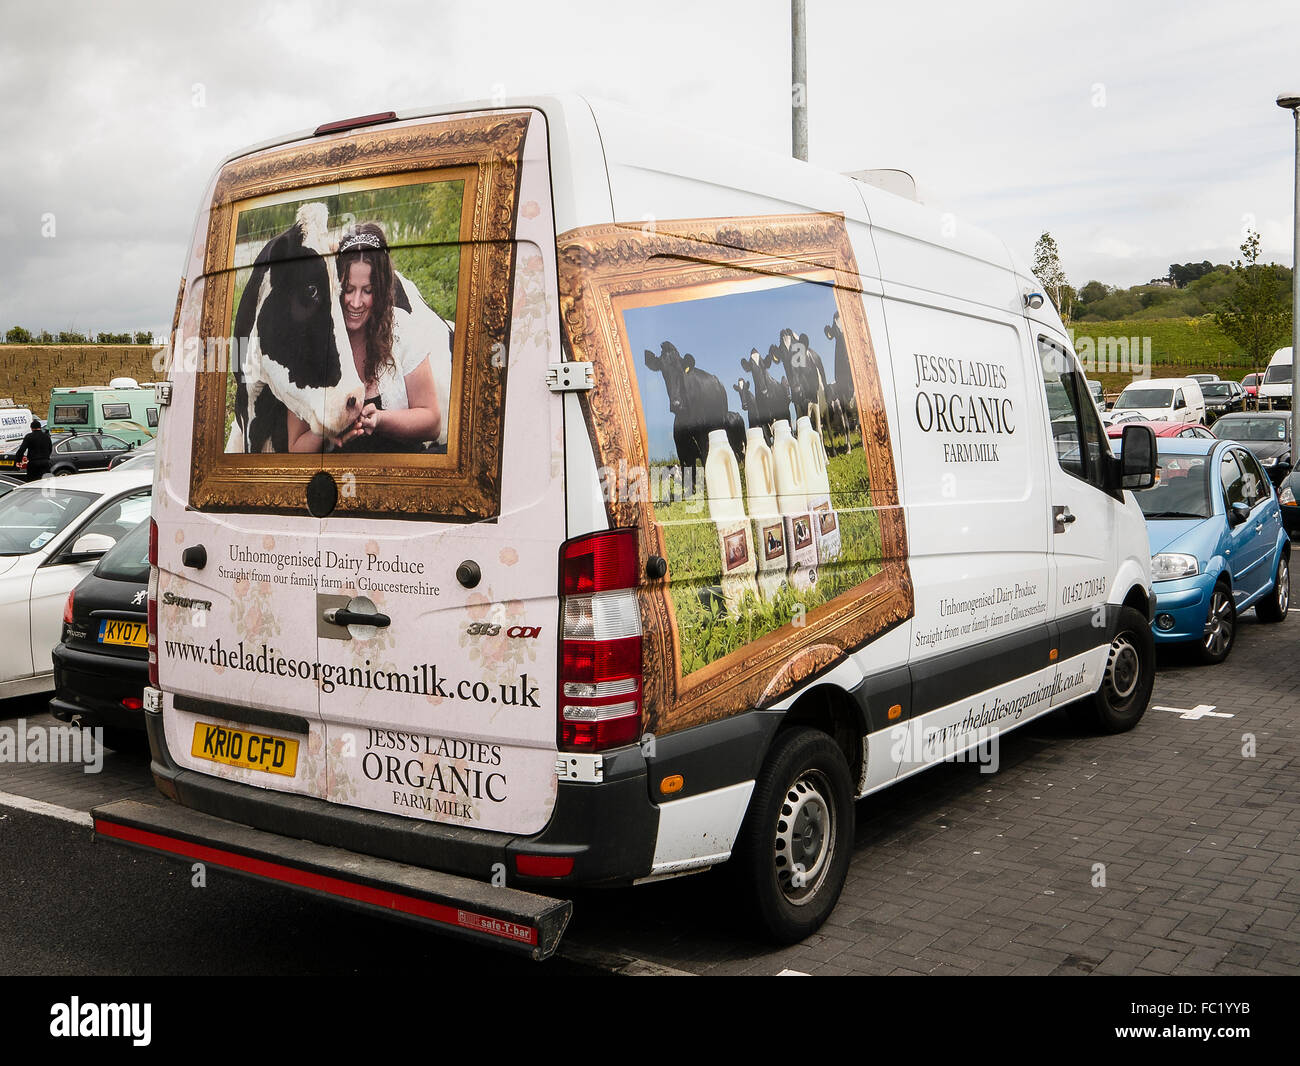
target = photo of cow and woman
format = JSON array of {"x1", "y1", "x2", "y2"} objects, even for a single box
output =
[
  {"x1": 624, "y1": 277, "x2": 883, "y2": 677},
  {"x1": 222, "y1": 178, "x2": 463, "y2": 456}
]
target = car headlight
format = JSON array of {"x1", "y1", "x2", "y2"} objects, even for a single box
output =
[
  {"x1": 1151, "y1": 553, "x2": 1200, "y2": 581},
  {"x1": 1262, "y1": 455, "x2": 1278, "y2": 466},
  {"x1": 1281, "y1": 485, "x2": 1296, "y2": 506}
]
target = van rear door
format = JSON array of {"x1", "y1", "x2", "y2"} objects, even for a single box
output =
[{"x1": 157, "y1": 108, "x2": 565, "y2": 836}]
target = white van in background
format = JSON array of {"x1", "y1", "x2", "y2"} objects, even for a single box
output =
[
  {"x1": 93, "y1": 95, "x2": 1158, "y2": 956},
  {"x1": 0, "y1": 404, "x2": 36, "y2": 442},
  {"x1": 1109, "y1": 376, "x2": 1206, "y2": 424},
  {"x1": 1259, "y1": 347, "x2": 1293, "y2": 409}
]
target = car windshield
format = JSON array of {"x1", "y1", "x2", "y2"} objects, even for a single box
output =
[
  {"x1": 1264, "y1": 364, "x2": 1292, "y2": 384},
  {"x1": 0, "y1": 487, "x2": 96, "y2": 555},
  {"x1": 1213, "y1": 416, "x2": 1288, "y2": 442},
  {"x1": 1201, "y1": 383, "x2": 1233, "y2": 397},
  {"x1": 1134, "y1": 452, "x2": 1213, "y2": 519},
  {"x1": 93, "y1": 514, "x2": 151, "y2": 582},
  {"x1": 1115, "y1": 388, "x2": 1172, "y2": 410}
]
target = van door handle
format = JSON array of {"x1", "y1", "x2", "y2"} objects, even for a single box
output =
[
  {"x1": 324, "y1": 608, "x2": 391, "y2": 628},
  {"x1": 1053, "y1": 506, "x2": 1076, "y2": 533}
]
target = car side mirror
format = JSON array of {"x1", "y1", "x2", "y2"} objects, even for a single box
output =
[
  {"x1": 68, "y1": 532, "x2": 116, "y2": 556},
  {"x1": 1229, "y1": 502, "x2": 1250, "y2": 526},
  {"x1": 1119, "y1": 424, "x2": 1157, "y2": 489}
]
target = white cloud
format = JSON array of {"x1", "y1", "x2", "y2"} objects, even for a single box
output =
[{"x1": 1, "y1": 0, "x2": 1298, "y2": 332}]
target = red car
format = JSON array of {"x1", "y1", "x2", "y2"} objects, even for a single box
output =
[
  {"x1": 1105, "y1": 419, "x2": 1216, "y2": 441},
  {"x1": 1242, "y1": 373, "x2": 1262, "y2": 402}
]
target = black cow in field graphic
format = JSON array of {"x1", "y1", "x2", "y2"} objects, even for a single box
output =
[
  {"x1": 739, "y1": 347, "x2": 794, "y2": 446},
  {"x1": 644, "y1": 341, "x2": 746, "y2": 481},
  {"x1": 228, "y1": 202, "x2": 366, "y2": 453},
  {"x1": 823, "y1": 313, "x2": 859, "y2": 449},
  {"x1": 772, "y1": 328, "x2": 845, "y2": 452}
]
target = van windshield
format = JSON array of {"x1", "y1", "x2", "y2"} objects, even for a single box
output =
[
  {"x1": 1115, "y1": 388, "x2": 1172, "y2": 410},
  {"x1": 1134, "y1": 452, "x2": 1212, "y2": 519},
  {"x1": 1264, "y1": 364, "x2": 1293, "y2": 384}
]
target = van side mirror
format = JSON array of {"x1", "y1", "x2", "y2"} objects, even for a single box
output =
[{"x1": 1119, "y1": 424, "x2": 1157, "y2": 490}]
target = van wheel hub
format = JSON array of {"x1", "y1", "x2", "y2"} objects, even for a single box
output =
[
  {"x1": 1106, "y1": 635, "x2": 1140, "y2": 701},
  {"x1": 774, "y1": 773, "x2": 834, "y2": 905}
]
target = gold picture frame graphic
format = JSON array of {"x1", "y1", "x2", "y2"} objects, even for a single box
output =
[
  {"x1": 189, "y1": 111, "x2": 530, "y2": 520},
  {"x1": 558, "y1": 213, "x2": 914, "y2": 735}
]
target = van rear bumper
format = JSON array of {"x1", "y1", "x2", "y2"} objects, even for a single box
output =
[
  {"x1": 91, "y1": 797, "x2": 572, "y2": 960},
  {"x1": 137, "y1": 704, "x2": 660, "y2": 893}
]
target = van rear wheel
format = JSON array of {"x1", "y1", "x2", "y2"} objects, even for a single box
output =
[
  {"x1": 733, "y1": 727, "x2": 853, "y2": 944},
  {"x1": 1076, "y1": 606, "x2": 1154, "y2": 734}
]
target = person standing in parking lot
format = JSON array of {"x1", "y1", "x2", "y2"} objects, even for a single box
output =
[{"x1": 14, "y1": 419, "x2": 52, "y2": 481}]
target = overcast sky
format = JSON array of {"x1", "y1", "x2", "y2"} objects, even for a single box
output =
[{"x1": 2, "y1": 0, "x2": 1299, "y2": 337}]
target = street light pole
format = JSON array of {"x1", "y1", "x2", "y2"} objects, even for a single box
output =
[
  {"x1": 1278, "y1": 94, "x2": 1300, "y2": 414},
  {"x1": 792, "y1": 0, "x2": 807, "y2": 161}
]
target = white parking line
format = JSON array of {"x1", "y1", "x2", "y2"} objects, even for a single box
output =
[{"x1": 0, "y1": 790, "x2": 92, "y2": 826}]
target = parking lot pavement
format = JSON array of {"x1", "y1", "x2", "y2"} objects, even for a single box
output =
[{"x1": 1, "y1": 590, "x2": 1297, "y2": 976}]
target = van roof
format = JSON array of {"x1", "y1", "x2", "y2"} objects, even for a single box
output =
[
  {"x1": 1122, "y1": 377, "x2": 1202, "y2": 388},
  {"x1": 216, "y1": 93, "x2": 1026, "y2": 294}
]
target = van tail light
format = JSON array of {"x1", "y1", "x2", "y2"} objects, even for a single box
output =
[
  {"x1": 147, "y1": 518, "x2": 158, "y2": 687},
  {"x1": 63, "y1": 589, "x2": 75, "y2": 625},
  {"x1": 558, "y1": 529, "x2": 642, "y2": 752}
]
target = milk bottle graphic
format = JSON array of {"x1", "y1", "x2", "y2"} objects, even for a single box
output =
[
  {"x1": 705, "y1": 429, "x2": 759, "y2": 617},
  {"x1": 771, "y1": 419, "x2": 819, "y2": 590},
  {"x1": 798, "y1": 414, "x2": 841, "y2": 563},
  {"x1": 745, "y1": 426, "x2": 789, "y2": 601}
]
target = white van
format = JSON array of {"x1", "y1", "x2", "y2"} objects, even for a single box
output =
[
  {"x1": 0, "y1": 405, "x2": 36, "y2": 442},
  {"x1": 93, "y1": 96, "x2": 1158, "y2": 956},
  {"x1": 1259, "y1": 347, "x2": 1293, "y2": 408},
  {"x1": 1109, "y1": 376, "x2": 1206, "y2": 425}
]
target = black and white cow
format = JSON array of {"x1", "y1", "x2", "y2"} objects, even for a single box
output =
[
  {"x1": 823, "y1": 312, "x2": 859, "y2": 447},
  {"x1": 740, "y1": 346, "x2": 794, "y2": 446},
  {"x1": 227, "y1": 202, "x2": 365, "y2": 453},
  {"x1": 643, "y1": 341, "x2": 746, "y2": 480},
  {"x1": 771, "y1": 328, "x2": 832, "y2": 445}
]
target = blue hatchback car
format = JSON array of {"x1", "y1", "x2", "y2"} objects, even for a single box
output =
[{"x1": 1125, "y1": 438, "x2": 1290, "y2": 663}]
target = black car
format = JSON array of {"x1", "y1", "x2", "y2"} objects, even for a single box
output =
[
  {"x1": 1201, "y1": 380, "x2": 1245, "y2": 421},
  {"x1": 50, "y1": 516, "x2": 149, "y2": 750},
  {"x1": 48, "y1": 432, "x2": 135, "y2": 475},
  {"x1": 1211, "y1": 411, "x2": 1292, "y2": 485}
]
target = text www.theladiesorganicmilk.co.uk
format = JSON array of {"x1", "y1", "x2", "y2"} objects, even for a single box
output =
[{"x1": 162, "y1": 637, "x2": 540, "y2": 706}]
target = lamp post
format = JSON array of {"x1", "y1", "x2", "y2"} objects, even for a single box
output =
[
  {"x1": 1277, "y1": 94, "x2": 1300, "y2": 414},
  {"x1": 792, "y1": 0, "x2": 807, "y2": 161}
]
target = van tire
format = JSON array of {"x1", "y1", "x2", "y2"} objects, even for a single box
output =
[
  {"x1": 1255, "y1": 549, "x2": 1289, "y2": 623},
  {"x1": 1077, "y1": 606, "x2": 1154, "y2": 733},
  {"x1": 733, "y1": 727, "x2": 853, "y2": 944}
]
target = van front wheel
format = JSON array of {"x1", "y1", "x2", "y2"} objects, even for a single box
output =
[
  {"x1": 1079, "y1": 606, "x2": 1155, "y2": 733},
  {"x1": 733, "y1": 728, "x2": 853, "y2": 944}
]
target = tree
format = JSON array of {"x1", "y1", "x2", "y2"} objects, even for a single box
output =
[
  {"x1": 1212, "y1": 230, "x2": 1293, "y2": 403},
  {"x1": 1031, "y1": 232, "x2": 1072, "y2": 323},
  {"x1": 5, "y1": 326, "x2": 31, "y2": 343},
  {"x1": 1168, "y1": 260, "x2": 1216, "y2": 288},
  {"x1": 1078, "y1": 280, "x2": 1110, "y2": 306}
]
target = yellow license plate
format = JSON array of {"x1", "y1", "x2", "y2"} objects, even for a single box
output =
[
  {"x1": 190, "y1": 721, "x2": 299, "y2": 776},
  {"x1": 98, "y1": 619, "x2": 147, "y2": 647}
]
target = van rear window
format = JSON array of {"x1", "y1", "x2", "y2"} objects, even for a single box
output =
[
  {"x1": 185, "y1": 112, "x2": 532, "y2": 520},
  {"x1": 101, "y1": 403, "x2": 131, "y2": 419},
  {"x1": 52, "y1": 405, "x2": 88, "y2": 425}
]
